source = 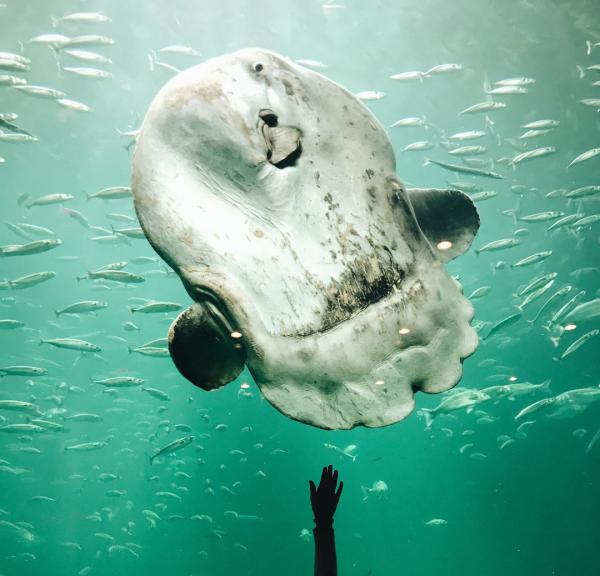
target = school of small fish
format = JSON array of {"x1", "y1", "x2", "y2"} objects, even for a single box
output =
[{"x1": 0, "y1": 2, "x2": 599, "y2": 573}]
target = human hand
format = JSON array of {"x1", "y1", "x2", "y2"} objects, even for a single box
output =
[{"x1": 309, "y1": 465, "x2": 343, "y2": 527}]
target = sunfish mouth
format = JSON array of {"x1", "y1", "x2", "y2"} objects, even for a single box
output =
[{"x1": 257, "y1": 108, "x2": 302, "y2": 168}]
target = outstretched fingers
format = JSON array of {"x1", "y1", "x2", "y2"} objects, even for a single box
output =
[
  {"x1": 335, "y1": 480, "x2": 344, "y2": 502},
  {"x1": 320, "y1": 466, "x2": 328, "y2": 488}
]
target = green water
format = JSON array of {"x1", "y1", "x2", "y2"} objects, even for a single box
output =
[{"x1": 1, "y1": 1, "x2": 599, "y2": 575}]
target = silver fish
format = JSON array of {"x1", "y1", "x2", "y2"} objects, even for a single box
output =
[
  {"x1": 0, "y1": 240, "x2": 61, "y2": 257},
  {"x1": 14, "y1": 85, "x2": 66, "y2": 99},
  {"x1": 40, "y1": 338, "x2": 101, "y2": 352},
  {"x1": 560, "y1": 330, "x2": 599, "y2": 360},
  {"x1": 425, "y1": 63, "x2": 463, "y2": 75},
  {"x1": 530, "y1": 286, "x2": 572, "y2": 324},
  {"x1": 567, "y1": 147, "x2": 600, "y2": 169},
  {"x1": 26, "y1": 193, "x2": 74, "y2": 207},
  {"x1": 511, "y1": 251, "x2": 552, "y2": 268},
  {"x1": 521, "y1": 119, "x2": 559, "y2": 129},
  {"x1": 86, "y1": 186, "x2": 132, "y2": 200},
  {"x1": 389, "y1": 116, "x2": 427, "y2": 128},
  {"x1": 388, "y1": 70, "x2": 425, "y2": 82},
  {"x1": 92, "y1": 376, "x2": 144, "y2": 387},
  {"x1": 459, "y1": 101, "x2": 506, "y2": 115},
  {"x1": 27, "y1": 33, "x2": 71, "y2": 48},
  {"x1": 449, "y1": 130, "x2": 486, "y2": 141},
  {"x1": 0, "y1": 400, "x2": 37, "y2": 411},
  {"x1": 518, "y1": 211, "x2": 563, "y2": 222},
  {"x1": 0, "y1": 365, "x2": 47, "y2": 376},
  {"x1": 518, "y1": 280, "x2": 555, "y2": 310},
  {"x1": 158, "y1": 45, "x2": 201, "y2": 57},
  {"x1": 62, "y1": 49, "x2": 112, "y2": 64},
  {"x1": 580, "y1": 98, "x2": 600, "y2": 109},
  {"x1": 355, "y1": 91, "x2": 385, "y2": 101},
  {"x1": 0, "y1": 319, "x2": 25, "y2": 330},
  {"x1": 55, "y1": 301, "x2": 108, "y2": 316},
  {"x1": 511, "y1": 147, "x2": 556, "y2": 166},
  {"x1": 7, "y1": 271, "x2": 56, "y2": 289},
  {"x1": 0, "y1": 423, "x2": 44, "y2": 433},
  {"x1": 142, "y1": 387, "x2": 171, "y2": 401},
  {"x1": 65, "y1": 35, "x2": 115, "y2": 48},
  {"x1": 65, "y1": 441, "x2": 106, "y2": 452},
  {"x1": 515, "y1": 397, "x2": 556, "y2": 420},
  {"x1": 401, "y1": 140, "x2": 434, "y2": 152},
  {"x1": 0, "y1": 74, "x2": 27, "y2": 86},
  {"x1": 495, "y1": 77, "x2": 535, "y2": 86},
  {"x1": 420, "y1": 390, "x2": 490, "y2": 428},
  {"x1": 425, "y1": 158, "x2": 504, "y2": 179},
  {"x1": 80, "y1": 270, "x2": 144, "y2": 283},
  {"x1": 563, "y1": 185, "x2": 600, "y2": 199},
  {"x1": 484, "y1": 312, "x2": 522, "y2": 340},
  {"x1": 52, "y1": 12, "x2": 112, "y2": 25},
  {"x1": 487, "y1": 85, "x2": 528, "y2": 95},
  {"x1": 572, "y1": 214, "x2": 600, "y2": 227},
  {"x1": 469, "y1": 191, "x2": 497, "y2": 202},
  {"x1": 0, "y1": 133, "x2": 37, "y2": 143},
  {"x1": 150, "y1": 436, "x2": 194, "y2": 463},
  {"x1": 546, "y1": 214, "x2": 585, "y2": 231},
  {"x1": 128, "y1": 346, "x2": 170, "y2": 357},
  {"x1": 62, "y1": 66, "x2": 112, "y2": 79},
  {"x1": 475, "y1": 238, "x2": 520, "y2": 254},
  {"x1": 56, "y1": 98, "x2": 92, "y2": 112},
  {"x1": 563, "y1": 299, "x2": 600, "y2": 325},
  {"x1": 129, "y1": 302, "x2": 182, "y2": 314}
]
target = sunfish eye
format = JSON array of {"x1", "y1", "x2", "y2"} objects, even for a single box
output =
[{"x1": 253, "y1": 62, "x2": 264, "y2": 73}]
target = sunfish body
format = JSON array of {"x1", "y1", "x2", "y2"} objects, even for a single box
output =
[{"x1": 132, "y1": 49, "x2": 480, "y2": 429}]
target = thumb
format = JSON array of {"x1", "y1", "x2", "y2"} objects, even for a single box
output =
[{"x1": 309, "y1": 480, "x2": 316, "y2": 499}]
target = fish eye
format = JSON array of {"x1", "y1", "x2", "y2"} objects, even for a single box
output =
[{"x1": 253, "y1": 62, "x2": 264, "y2": 73}]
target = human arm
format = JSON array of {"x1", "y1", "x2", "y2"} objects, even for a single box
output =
[{"x1": 309, "y1": 465, "x2": 343, "y2": 576}]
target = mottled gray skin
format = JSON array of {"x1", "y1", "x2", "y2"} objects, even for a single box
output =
[{"x1": 132, "y1": 48, "x2": 479, "y2": 429}]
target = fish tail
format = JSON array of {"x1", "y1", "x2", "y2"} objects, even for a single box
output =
[
  {"x1": 541, "y1": 379, "x2": 552, "y2": 394},
  {"x1": 54, "y1": 309, "x2": 59, "y2": 317},
  {"x1": 360, "y1": 486, "x2": 369, "y2": 501},
  {"x1": 483, "y1": 71, "x2": 491, "y2": 94},
  {"x1": 127, "y1": 346, "x2": 133, "y2": 355},
  {"x1": 576, "y1": 65, "x2": 585, "y2": 79},
  {"x1": 129, "y1": 306, "x2": 135, "y2": 315},
  {"x1": 423, "y1": 158, "x2": 431, "y2": 167},
  {"x1": 421, "y1": 408, "x2": 433, "y2": 429},
  {"x1": 50, "y1": 15, "x2": 58, "y2": 28}
]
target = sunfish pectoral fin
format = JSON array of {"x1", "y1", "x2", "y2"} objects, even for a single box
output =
[
  {"x1": 406, "y1": 188, "x2": 480, "y2": 262},
  {"x1": 168, "y1": 302, "x2": 246, "y2": 391}
]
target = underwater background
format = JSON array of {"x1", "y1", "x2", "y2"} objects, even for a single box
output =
[{"x1": 1, "y1": 0, "x2": 599, "y2": 575}]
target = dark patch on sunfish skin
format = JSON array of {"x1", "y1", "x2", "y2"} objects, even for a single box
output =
[{"x1": 293, "y1": 254, "x2": 409, "y2": 336}]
